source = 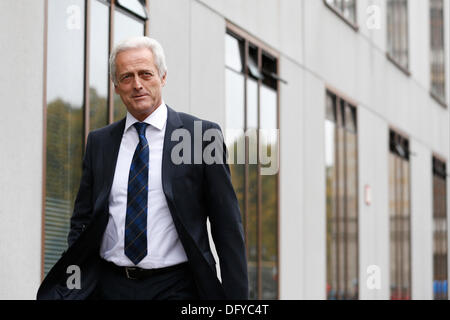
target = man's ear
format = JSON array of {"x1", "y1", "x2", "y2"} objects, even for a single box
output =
[
  {"x1": 161, "y1": 72, "x2": 167, "y2": 87},
  {"x1": 114, "y1": 83, "x2": 119, "y2": 94}
]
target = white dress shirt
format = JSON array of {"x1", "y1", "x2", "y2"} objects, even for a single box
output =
[{"x1": 100, "y1": 102, "x2": 188, "y2": 268}]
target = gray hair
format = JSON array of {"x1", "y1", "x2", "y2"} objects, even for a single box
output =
[{"x1": 109, "y1": 36, "x2": 167, "y2": 85}]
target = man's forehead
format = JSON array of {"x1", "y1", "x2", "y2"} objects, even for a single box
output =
[
  {"x1": 116, "y1": 49, "x2": 156, "y2": 70},
  {"x1": 117, "y1": 48, "x2": 153, "y2": 63}
]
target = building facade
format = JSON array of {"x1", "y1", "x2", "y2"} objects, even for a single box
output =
[{"x1": 0, "y1": 0, "x2": 448, "y2": 300}]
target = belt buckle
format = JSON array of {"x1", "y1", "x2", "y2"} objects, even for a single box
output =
[{"x1": 125, "y1": 267, "x2": 138, "y2": 280}]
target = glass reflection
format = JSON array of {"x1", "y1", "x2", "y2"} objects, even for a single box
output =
[
  {"x1": 247, "y1": 78, "x2": 258, "y2": 300},
  {"x1": 387, "y1": 0, "x2": 409, "y2": 69},
  {"x1": 402, "y1": 159, "x2": 411, "y2": 300},
  {"x1": 224, "y1": 69, "x2": 247, "y2": 297},
  {"x1": 433, "y1": 172, "x2": 448, "y2": 300},
  {"x1": 389, "y1": 150, "x2": 411, "y2": 300},
  {"x1": 325, "y1": 94, "x2": 359, "y2": 300},
  {"x1": 45, "y1": 0, "x2": 85, "y2": 276},
  {"x1": 325, "y1": 118, "x2": 337, "y2": 299},
  {"x1": 345, "y1": 129, "x2": 358, "y2": 299},
  {"x1": 89, "y1": 0, "x2": 109, "y2": 131},
  {"x1": 225, "y1": 32, "x2": 279, "y2": 299},
  {"x1": 113, "y1": 10, "x2": 145, "y2": 122},
  {"x1": 336, "y1": 121, "x2": 345, "y2": 298},
  {"x1": 389, "y1": 153, "x2": 397, "y2": 299},
  {"x1": 225, "y1": 68, "x2": 245, "y2": 218},
  {"x1": 430, "y1": 0, "x2": 446, "y2": 101},
  {"x1": 325, "y1": 94, "x2": 337, "y2": 299},
  {"x1": 117, "y1": 0, "x2": 147, "y2": 19},
  {"x1": 260, "y1": 85, "x2": 278, "y2": 299},
  {"x1": 225, "y1": 70, "x2": 245, "y2": 146},
  {"x1": 325, "y1": 0, "x2": 356, "y2": 24},
  {"x1": 225, "y1": 34, "x2": 244, "y2": 73}
]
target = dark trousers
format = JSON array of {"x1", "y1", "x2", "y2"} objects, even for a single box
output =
[{"x1": 93, "y1": 259, "x2": 199, "y2": 300}]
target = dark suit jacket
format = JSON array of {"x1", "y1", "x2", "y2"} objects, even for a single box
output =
[{"x1": 37, "y1": 106, "x2": 248, "y2": 300}]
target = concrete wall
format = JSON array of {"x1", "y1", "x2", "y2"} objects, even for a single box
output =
[
  {"x1": 0, "y1": 0, "x2": 448, "y2": 300},
  {"x1": 279, "y1": 57, "x2": 304, "y2": 299},
  {"x1": 302, "y1": 0, "x2": 449, "y2": 300},
  {"x1": 149, "y1": 0, "x2": 191, "y2": 114},
  {"x1": 147, "y1": 0, "x2": 450, "y2": 300},
  {"x1": 358, "y1": 108, "x2": 390, "y2": 299},
  {"x1": 0, "y1": 0, "x2": 45, "y2": 299},
  {"x1": 410, "y1": 140, "x2": 433, "y2": 300}
]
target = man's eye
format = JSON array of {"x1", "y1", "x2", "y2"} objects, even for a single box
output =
[{"x1": 120, "y1": 75, "x2": 132, "y2": 82}]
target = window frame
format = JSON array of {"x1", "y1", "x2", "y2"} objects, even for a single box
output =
[
  {"x1": 41, "y1": 0, "x2": 149, "y2": 280},
  {"x1": 429, "y1": 0, "x2": 447, "y2": 108},
  {"x1": 386, "y1": 0, "x2": 411, "y2": 76},
  {"x1": 115, "y1": 0, "x2": 148, "y2": 20},
  {"x1": 86, "y1": 0, "x2": 149, "y2": 142},
  {"x1": 225, "y1": 22, "x2": 280, "y2": 300},
  {"x1": 386, "y1": 0, "x2": 411, "y2": 77},
  {"x1": 323, "y1": 0, "x2": 359, "y2": 31},
  {"x1": 325, "y1": 87, "x2": 360, "y2": 300},
  {"x1": 432, "y1": 154, "x2": 448, "y2": 300},
  {"x1": 388, "y1": 128, "x2": 412, "y2": 300}
]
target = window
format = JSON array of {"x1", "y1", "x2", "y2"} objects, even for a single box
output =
[
  {"x1": 89, "y1": 0, "x2": 110, "y2": 131},
  {"x1": 116, "y1": 0, "x2": 148, "y2": 19},
  {"x1": 387, "y1": 0, "x2": 409, "y2": 72},
  {"x1": 430, "y1": 0, "x2": 447, "y2": 105},
  {"x1": 44, "y1": 0, "x2": 148, "y2": 277},
  {"x1": 324, "y1": 0, "x2": 357, "y2": 26},
  {"x1": 433, "y1": 156, "x2": 448, "y2": 300},
  {"x1": 113, "y1": 2, "x2": 147, "y2": 121},
  {"x1": 325, "y1": 90, "x2": 359, "y2": 300},
  {"x1": 389, "y1": 130, "x2": 411, "y2": 300},
  {"x1": 45, "y1": 0, "x2": 86, "y2": 275},
  {"x1": 225, "y1": 29, "x2": 279, "y2": 300}
]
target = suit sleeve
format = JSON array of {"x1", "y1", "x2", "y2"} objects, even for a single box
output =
[
  {"x1": 203, "y1": 122, "x2": 249, "y2": 299},
  {"x1": 67, "y1": 133, "x2": 94, "y2": 247}
]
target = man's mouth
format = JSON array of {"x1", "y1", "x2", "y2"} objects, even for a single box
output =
[{"x1": 132, "y1": 94, "x2": 148, "y2": 100}]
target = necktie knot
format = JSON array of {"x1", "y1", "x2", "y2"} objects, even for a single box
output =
[{"x1": 133, "y1": 122, "x2": 148, "y2": 140}]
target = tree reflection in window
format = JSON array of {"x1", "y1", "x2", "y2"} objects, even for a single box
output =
[
  {"x1": 225, "y1": 30, "x2": 279, "y2": 299},
  {"x1": 89, "y1": 0, "x2": 109, "y2": 131},
  {"x1": 389, "y1": 130, "x2": 411, "y2": 300},
  {"x1": 430, "y1": 0, "x2": 446, "y2": 103},
  {"x1": 387, "y1": 0, "x2": 409, "y2": 70},
  {"x1": 325, "y1": 91, "x2": 359, "y2": 300},
  {"x1": 433, "y1": 157, "x2": 447, "y2": 300},
  {"x1": 45, "y1": 0, "x2": 85, "y2": 276},
  {"x1": 44, "y1": 0, "x2": 148, "y2": 277}
]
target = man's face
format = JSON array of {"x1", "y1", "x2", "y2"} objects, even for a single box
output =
[{"x1": 114, "y1": 47, "x2": 166, "y2": 121}]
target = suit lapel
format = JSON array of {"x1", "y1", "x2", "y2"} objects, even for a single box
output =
[
  {"x1": 96, "y1": 107, "x2": 182, "y2": 214},
  {"x1": 162, "y1": 106, "x2": 183, "y2": 205},
  {"x1": 97, "y1": 118, "x2": 126, "y2": 212}
]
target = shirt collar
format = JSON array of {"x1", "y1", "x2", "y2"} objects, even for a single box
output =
[{"x1": 125, "y1": 101, "x2": 167, "y2": 133}]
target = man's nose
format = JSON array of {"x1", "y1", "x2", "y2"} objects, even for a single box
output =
[{"x1": 133, "y1": 76, "x2": 143, "y2": 90}]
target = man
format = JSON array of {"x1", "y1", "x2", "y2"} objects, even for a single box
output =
[{"x1": 37, "y1": 36, "x2": 248, "y2": 300}]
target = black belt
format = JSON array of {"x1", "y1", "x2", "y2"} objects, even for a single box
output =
[{"x1": 101, "y1": 259, "x2": 189, "y2": 280}]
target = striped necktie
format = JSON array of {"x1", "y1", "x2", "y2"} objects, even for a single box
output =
[{"x1": 125, "y1": 122, "x2": 149, "y2": 265}]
